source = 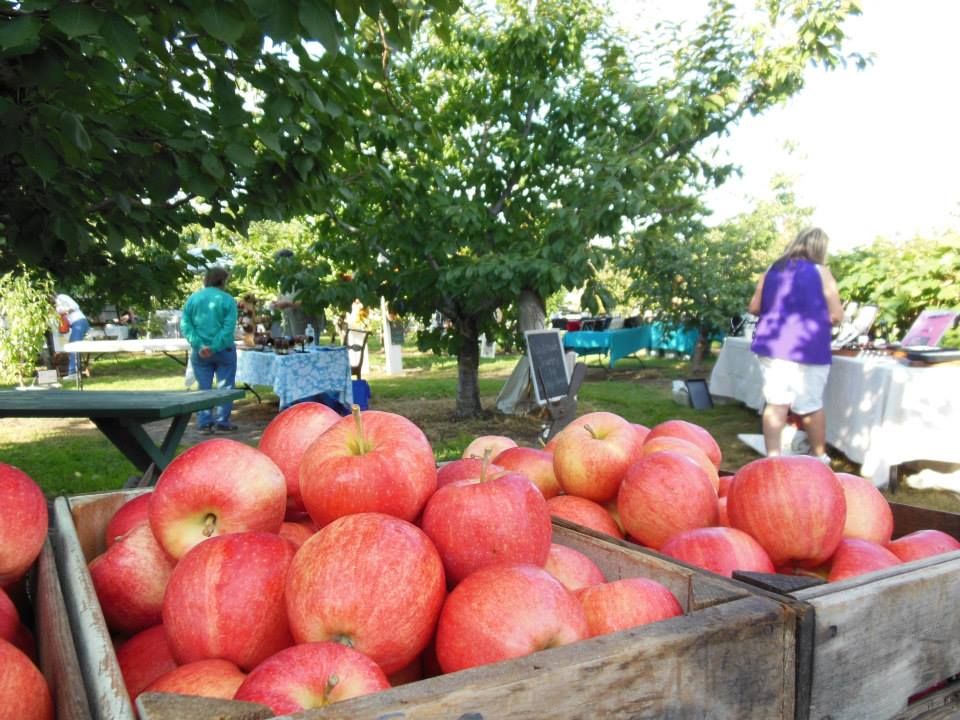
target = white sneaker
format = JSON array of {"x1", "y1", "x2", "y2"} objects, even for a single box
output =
[
  {"x1": 816, "y1": 453, "x2": 831, "y2": 465},
  {"x1": 62, "y1": 373, "x2": 78, "y2": 381}
]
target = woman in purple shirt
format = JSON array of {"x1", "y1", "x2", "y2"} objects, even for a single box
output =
[{"x1": 748, "y1": 228, "x2": 843, "y2": 461}]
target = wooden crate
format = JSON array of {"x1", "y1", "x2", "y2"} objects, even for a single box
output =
[
  {"x1": 12, "y1": 536, "x2": 94, "y2": 720},
  {"x1": 52, "y1": 490, "x2": 800, "y2": 720},
  {"x1": 738, "y1": 502, "x2": 960, "y2": 720}
]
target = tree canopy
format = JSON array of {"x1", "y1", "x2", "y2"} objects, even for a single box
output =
[
  {"x1": 0, "y1": 0, "x2": 459, "y2": 280},
  {"x1": 305, "y1": 0, "x2": 864, "y2": 415}
]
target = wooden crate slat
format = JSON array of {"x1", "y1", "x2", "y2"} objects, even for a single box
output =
[
  {"x1": 33, "y1": 538, "x2": 94, "y2": 720},
  {"x1": 51, "y1": 496, "x2": 136, "y2": 720},
  {"x1": 794, "y1": 556, "x2": 960, "y2": 720}
]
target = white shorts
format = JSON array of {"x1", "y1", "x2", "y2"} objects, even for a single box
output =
[{"x1": 757, "y1": 356, "x2": 830, "y2": 414}]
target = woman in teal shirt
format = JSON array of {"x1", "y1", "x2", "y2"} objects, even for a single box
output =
[{"x1": 181, "y1": 266, "x2": 239, "y2": 433}]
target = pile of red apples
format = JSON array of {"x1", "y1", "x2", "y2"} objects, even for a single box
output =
[
  {"x1": 63, "y1": 406, "x2": 960, "y2": 715},
  {"x1": 0, "y1": 464, "x2": 56, "y2": 720}
]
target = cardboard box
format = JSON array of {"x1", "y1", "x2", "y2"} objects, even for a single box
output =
[{"x1": 52, "y1": 490, "x2": 799, "y2": 720}]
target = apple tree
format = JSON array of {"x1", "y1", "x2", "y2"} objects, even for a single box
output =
[
  {"x1": 305, "y1": 0, "x2": 864, "y2": 416},
  {"x1": 0, "y1": 0, "x2": 460, "y2": 284}
]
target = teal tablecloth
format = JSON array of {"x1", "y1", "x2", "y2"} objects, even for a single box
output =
[{"x1": 563, "y1": 324, "x2": 701, "y2": 367}]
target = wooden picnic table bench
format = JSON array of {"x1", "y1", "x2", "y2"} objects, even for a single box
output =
[{"x1": 0, "y1": 388, "x2": 244, "y2": 474}]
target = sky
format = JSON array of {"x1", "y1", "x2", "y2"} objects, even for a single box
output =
[{"x1": 612, "y1": 1, "x2": 960, "y2": 252}]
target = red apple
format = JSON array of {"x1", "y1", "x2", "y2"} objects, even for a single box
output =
[
  {"x1": 286, "y1": 512, "x2": 446, "y2": 675},
  {"x1": 546, "y1": 495, "x2": 624, "y2": 539},
  {"x1": 258, "y1": 401, "x2": 341, "y2": 513},
  {"x1": 617, "y1": 451, "x2": 718, "y2": 550},
  {"x1": 88, "y1": 523, "x2": 176, "y2": 634},
  {"x1": 420, "y1": 471, "x2": 552, "y2": 586},
  {"x1": 492, "y1": 446, "x2": 562, "y2": 499},
  {"x1": 436, "y1": 458, "x2": 507, "y2": 488},
  {"x1": 299, "y1": 409, "x2": 437, "y2": 527},
  {"x1": 828, "y1": 537, "x2": 902, "y2": 582},
  {"x1": 149, "y1": 438, "x2": 286, "y2": 559},
  {"x1": 278, "y1": 521, "x2": 314, "y2": 548},
  {"x1": 645, "y1": 420, "x2": 722, "y2": 469},
  {"x1": 632, "y1": 423, "x2": 651, "y2": 446},
  {"x1": 544, "y1": 543, "x2": 606, "y2": 592},
  {"x1": 886, "y1": 529, "x2": 960, "y2": 562},
  {"x1": 639, "y1": 436, "x2": 719, "y2": 493},
  {"x1": 575, "y1": 578, "x2": 683, "y2": 637},
  {"x1": 718, "y1": 473, "x2": 733, "y2": 498},
  {"x1": 726, "y1": 456, "x2": 846, "y2": 568},
  {"x1": 388, "y1": 655, "x2": 425, "y2": 686},
  {"x1": 143, "y1": 658, "x2": 246, "y2": 700},
  {"x1": 835, "y1": 473, "x2": 894, "y2": 545},
  {"x1": 552, "y1": 412, "x2": 640, "y2": 502},
  {"x1": 234, "y1": 642, "x2": 390, "y2": 715},
  {"x1": 434, "y1": 563, "x2": 589, "y2": 673},
  {"x1": 114, "y1": 624, "x2": 178, "y2": 701},
  {"x1": 0, "y1": 638, "x2": 53, "y2": 720},
  {"x1": 717, "y1": 496, "x2": 730, "y2": 527},
  {"x1": 105, "y1": 492, "x2": 152, "y2": 548},
  {"x1": 163, "y1": 531, "x2": 295, "y2": 671},
  {"x1": 462, "y1": 434, "x2": 517, "y2": 460},
  {"x1": 0, "y1": 586, "x2": 18, "y2": 643},
  {"x1": 0, "y1": 463, "x2": 48, "y2": 586},
  {"x1": 659, "y1": 526, "x2": 775, "y2": 577}
]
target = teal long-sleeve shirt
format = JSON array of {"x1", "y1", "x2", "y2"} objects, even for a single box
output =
[{"x1": 181, "y1": 286, "x2": 237, "y2": 353}]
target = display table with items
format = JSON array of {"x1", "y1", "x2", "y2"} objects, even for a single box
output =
[
  {"x1": 709, "y1": 336, "x2": 960, "y2": 486},
  {"x1": 226, "y1": 346, "x2": 353, "y2": 410},
  {"x1": 562, "y1": 324, "x2": 701, "y2": 368}
]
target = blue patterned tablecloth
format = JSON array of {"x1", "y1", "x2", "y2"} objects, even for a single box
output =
[{"x1": 236, "y1": 346, "x2": 353, "y2": 409}]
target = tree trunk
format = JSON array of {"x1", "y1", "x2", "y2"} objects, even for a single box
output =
[
  {"x1": 518, "y1": 288, "x2": 546, "y2": 333},
  {"x1": 691, "y1": 326, "x2": 708, "y2": 374},
  {"x1": 455, "y1": 315, "x2": 483, "y2": 417}
]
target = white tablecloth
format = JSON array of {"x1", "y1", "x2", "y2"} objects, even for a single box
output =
[
  {"x1": 64, "y1": 338, "x2": 189, "y2": 354},
  {"x1": 710, "y1": 337, "x2": 960, "y2": 486},
  {"x1": 234, "y1": 346, "x2": 353, "y2": 410}
]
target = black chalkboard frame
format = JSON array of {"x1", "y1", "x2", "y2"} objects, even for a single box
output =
[{"x1": 524, "y1": 329, "x2": 571, "y2": 405}]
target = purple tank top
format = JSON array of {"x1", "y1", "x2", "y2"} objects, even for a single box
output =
[{"x1": 751, "y1": 259, "x2": 832, "y2": 365}]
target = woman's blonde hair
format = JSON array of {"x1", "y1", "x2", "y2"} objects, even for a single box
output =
[{"x1": 778, "y1": 227, "x2": 830, "y2": 266}]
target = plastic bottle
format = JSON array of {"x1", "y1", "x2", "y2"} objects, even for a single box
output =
[{"x1": 304, "y1": 323, "x2": 315, "y2": 349}]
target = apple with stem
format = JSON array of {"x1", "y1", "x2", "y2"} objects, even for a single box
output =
[
  {"x1": 552, "y1": 411, "x2": 640, "y2": 503},
  {"x1": 299, "y1": 408, "x2": 437, "y2": 526},
  {"x1": 149, "y1": 438, "x2": 286, "y2": 560},
  {"x1": 234, "y1": 642, "x2": 390, "y2": 715},
  {"x1": 286, "y1": 512, "x2": 446, "y2": 675}
]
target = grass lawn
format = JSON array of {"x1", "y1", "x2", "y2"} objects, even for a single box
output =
[{"x1": 2, "y1": 338, "x2": 958, "y2": 515}]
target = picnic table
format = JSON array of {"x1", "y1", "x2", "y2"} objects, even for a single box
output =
[{"x1": 0, "y1": 388, "x2": 243, "y2": 473}]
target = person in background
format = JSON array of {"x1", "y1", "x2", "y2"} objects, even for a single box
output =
[
  {"x1": 118, "y1": 308, "x2": 139, "y2": 339},
  {"x1": 52, "y1": 293, "x2": 90, "y2": 381},
  {"x1": 181, "y1": 266, "x2": 238, "y2": 434},
  {"x1": 748, "y1": 227, "x2": 844, "y2": 462},
  {"x1": 271, "y1": 249, "x2": 324, "y2": 337}
]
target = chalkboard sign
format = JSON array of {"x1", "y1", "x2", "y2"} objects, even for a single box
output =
[
  {"x1": 524, "y1": 329, "x2": 571, "y2": 404},
  {"x1": 684, "y1": 378, "x2": 714, "y2": 410}
]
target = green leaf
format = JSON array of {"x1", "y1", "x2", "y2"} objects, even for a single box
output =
[
  {"x1": 201, "y1": 153, "x2": 226, "y2": 180},
  {"x1": 50, "y1": 4, "x2": 103, "y2": 38},
  {"x1": 360, "y1": 0, "x2": 381, "y2": 21},
  {"x1": 0, "y1": 15, "x2": 41, "y2": 51},
  {"x1": 196, "y1": 3, "x2": 248, "y2": 45},
  {"x1": 101, "y1": 15, "x2": 141, "y2": 60},
  {"x1": 21, "y1": 141, "x2": 59, "y2": 184},
  {"x1": 61, "y1": 113, "x2": 92, "y2": 153},
  {"x1": 299, "y1": 3, "x2": 340, "y2": 57},
  {"x1": 335, "y1": 0, "x2": 360, "y2": 27},
  {"x1": 225, "y1": 143, "x2": 258, "y2": 168}
]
